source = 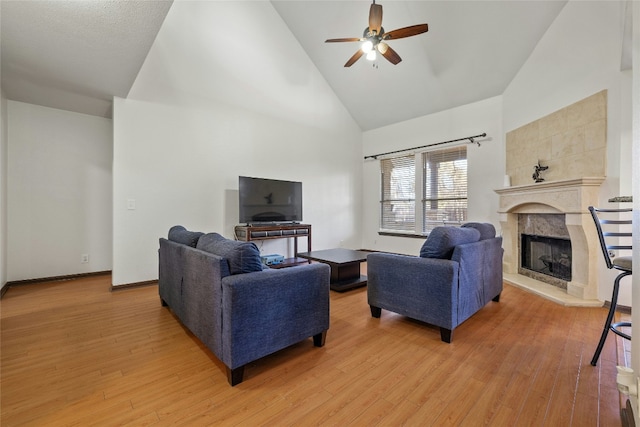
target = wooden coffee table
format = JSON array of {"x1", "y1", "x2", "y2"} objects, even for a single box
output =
[{"x1": 297, "y1": 248, "x2": 369, "y2": 292}]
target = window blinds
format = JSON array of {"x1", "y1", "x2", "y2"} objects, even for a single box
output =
[
  {"x1": 380, "y1": 154, "x2": 415, "y2": 232},
  {"x1": 423, "y1": 146, "x2": 467, "y2": 232}
]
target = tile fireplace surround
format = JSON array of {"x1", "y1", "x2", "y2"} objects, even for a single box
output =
[{"x1": 495, "y1": 177, "x2": 605, "y2": 307}]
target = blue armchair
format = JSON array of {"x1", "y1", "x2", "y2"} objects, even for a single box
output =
[{"x1": 367, "y1": 223, "x2": 503, "y2": 342}]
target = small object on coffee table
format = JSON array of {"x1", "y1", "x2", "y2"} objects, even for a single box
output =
[{"x1": 297, "y1": 248, "x2": 369, "y2": 292}]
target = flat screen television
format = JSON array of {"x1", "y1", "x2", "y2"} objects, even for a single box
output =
[{"x1": 238, "y1": 176, "x2": 303, "y2": 224}]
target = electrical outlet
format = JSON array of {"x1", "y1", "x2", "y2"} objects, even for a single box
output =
[{"x1": 81, "y1": 254, "x2": 89, "y2": 264}]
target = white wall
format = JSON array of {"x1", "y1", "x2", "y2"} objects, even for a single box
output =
[
  {"x1": 112, "y1": 1, "x2": 362, "y2": 287},
  {"x1": 361, "y1": 96, "x2": 504, "y2": 255},
  {"x1": 503, "y1": 0, "x2": 627, "y2": 202},
  {"x1": 1, "y1": 89, "x2": 8, "y2": 289},
  {"x1": 503, "y1": 0, "x2": 631, "y2": 304},
  {"x1": 503, "y1": 1, "x2": 623, "y2": 132},
  {"x1": 6, "y1": 101, "x2": 112, "y2": 281}
]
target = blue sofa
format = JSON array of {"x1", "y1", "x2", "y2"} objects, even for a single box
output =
[
  {"x1": 159, "y1": 226, "x2": 330, "y2": 385},
  {"x1": 367, "y1": 223, "x2": 503, "y2": 343}
]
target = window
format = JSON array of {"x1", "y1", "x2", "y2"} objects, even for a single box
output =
[
  {"x1": 380, "y1": 154, "x2": 415, "y2": 233},
  {"x1": 380, "y1": 146, "x2": 467, "y2": 235},
  {"x1": 423, "y1": 146, "x2": 468, "y2": 233}
]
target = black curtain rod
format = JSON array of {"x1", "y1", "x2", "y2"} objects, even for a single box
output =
[{"x1": 364, "y1": 132, "x2": 487, "y2": 160}]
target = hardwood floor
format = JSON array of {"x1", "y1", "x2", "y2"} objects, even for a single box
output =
[{"x1": 1, "y1": 273, "x2": 627, "y2": 426}]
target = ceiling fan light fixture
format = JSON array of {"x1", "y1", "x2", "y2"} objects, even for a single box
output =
[
  {"x1": 377, "y1": 41, "x2": 389, "y2": 54},
  {"x1": 366, "y1": 50, "x2": 377, "y2": 61},
  {"x1": 361, "y1": 40, "x2": 374, "y2": 53}
]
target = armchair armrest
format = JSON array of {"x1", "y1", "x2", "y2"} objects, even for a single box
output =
[
  {"x1": 220, "y1": 263, "x2": 330, "y2": 369},
  {"x1": 367, "y1": 252, "x2": 459, "y2": 329}
]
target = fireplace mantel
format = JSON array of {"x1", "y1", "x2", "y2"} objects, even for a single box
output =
[
  {"x1": 496, "y1": 177, "x2": 606, "y2": 214},
  {"x1": 495, "y1": 177, "x2": 605, "y2": 305}
]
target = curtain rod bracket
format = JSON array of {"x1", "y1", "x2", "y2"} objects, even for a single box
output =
[{"x1": 469, "y1": 137, "x2": 481, "y2": 147}]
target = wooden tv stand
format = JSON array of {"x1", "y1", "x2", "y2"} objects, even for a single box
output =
[{"x1": 234, "y1": 223, "x2": 311, "y2": 268}]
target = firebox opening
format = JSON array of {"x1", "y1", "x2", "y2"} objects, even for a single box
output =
[{"x1": 520, "y1": 234, "x2": 572, "y2": 282}]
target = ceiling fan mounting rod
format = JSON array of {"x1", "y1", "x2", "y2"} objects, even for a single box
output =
[{"x1": 364, "y1": 133, "x2": 488, "y2": 160}]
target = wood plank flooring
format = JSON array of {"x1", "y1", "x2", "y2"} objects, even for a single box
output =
[{"x1": 0, "y1": 273, "x2": 627, "y2": 426}]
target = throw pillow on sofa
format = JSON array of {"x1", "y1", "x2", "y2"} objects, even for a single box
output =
[
  {"x1": 419, "y1": 226, "x2": 481, "y2": 259},
  {"x1": 196, "y1": 233, "x2": 263, "y2": 275},
  {"x1": 461, "y1": 222, "x2": 496, "y2": 240},
  {"x1": 195, "y1": 232, "x2": 227, "y2": 249},
  {"x1": 168, "y1": 225, "x2": 204, "y2": 247}
]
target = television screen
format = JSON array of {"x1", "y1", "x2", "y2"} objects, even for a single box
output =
[{"x1": 238, "y1": 176, "x2": 303, "y2": 224}]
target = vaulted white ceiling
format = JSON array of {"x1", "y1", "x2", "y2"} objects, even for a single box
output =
[
  {"x1": 1, "y1": 0, "x2": 173, "y2": 118},
  {"x1": 272, "y1": 1, "x2": 568, "y2": 130},
  {"x1": 3, "y1": 0, "x2": 618, "y2": 131}
]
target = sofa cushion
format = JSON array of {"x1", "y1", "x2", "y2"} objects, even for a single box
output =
[
  {"x1": 196, "y1": 233, "x2": 263, "y2": 275},
  {"x1": 461, "y1": 222, "x2": 496, "y2": 240},
  {"x1": 420, "y1": 226, "x2": 481, "y2": 259},
  {"x1": 195, "y1": 232, "x2": 227, "y2": 250},
  {"x1": 168, "y1": 225, "x2": 204, "y2": 247}
]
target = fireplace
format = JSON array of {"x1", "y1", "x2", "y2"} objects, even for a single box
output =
[
  {"x1": 495, "y1": 178, "x2": 605, "y2": 305},
  {"x1": 517, "y1": 213, "x2": 572, "y2": 288},
  {"x1": 495, "y1": 92, "x2": 607, "y2": 305},
  {"x1": 520, "y1": 234, "x2": 572, "y2": 284}
]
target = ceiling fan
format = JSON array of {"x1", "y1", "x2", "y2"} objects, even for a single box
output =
[{"x1": 325, "y1": 0, "x2": 428, "y2": 67}]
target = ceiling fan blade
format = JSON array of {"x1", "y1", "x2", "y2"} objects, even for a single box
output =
[
  {"x1": 325, "y1": 37, "x2": 362, "y2": 43},
  {"x1": 383, "y1": 24, "x2": 429, "y2": 40},
  {"x1": 369, "y1": 3, "x2": 383, "y2": 35},
  {"x1": 344, "y1": 49, "x2": 365, "y2": 67},
  {"x1": 378, "y1": 43, "x2": 402, "y2": 65}
]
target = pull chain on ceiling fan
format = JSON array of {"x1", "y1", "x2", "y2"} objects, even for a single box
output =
[{"x1": 325, "y1": 0, "x2": 428, "y2": 67}]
